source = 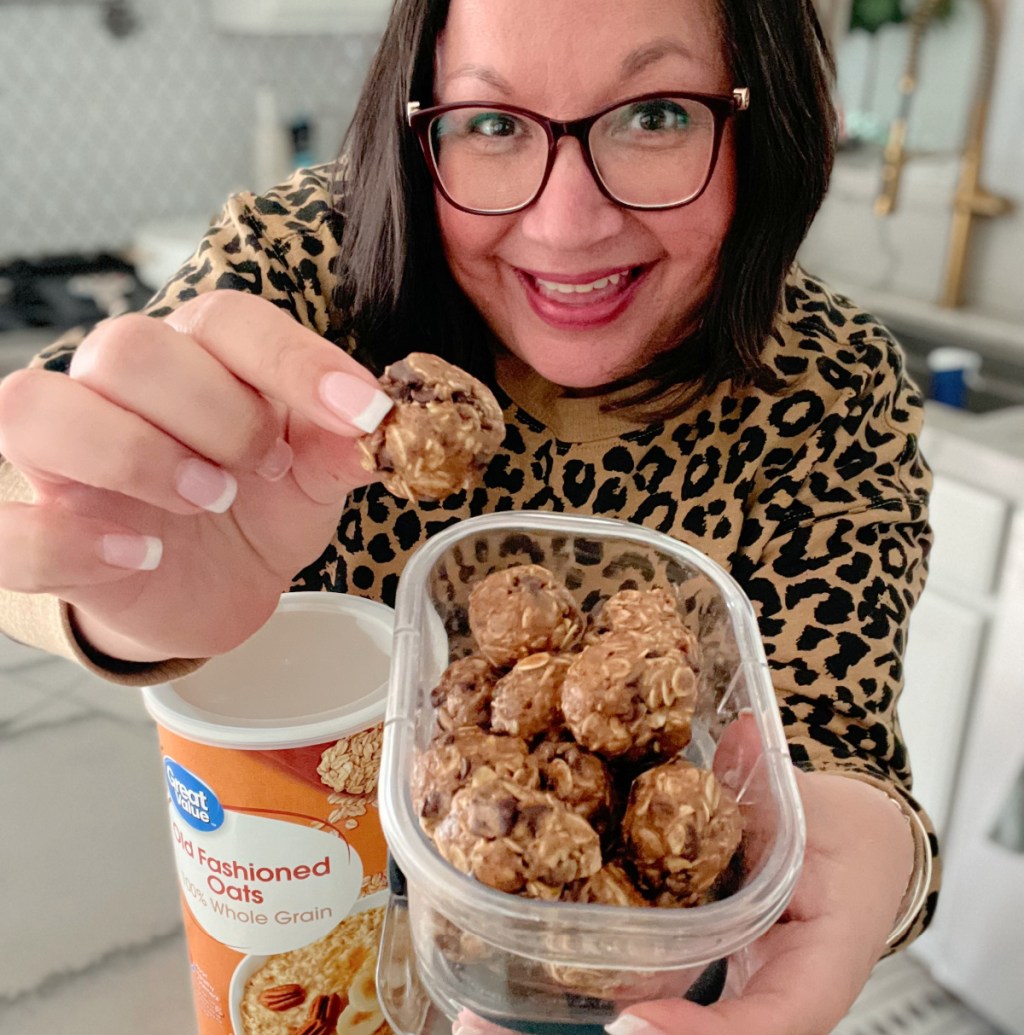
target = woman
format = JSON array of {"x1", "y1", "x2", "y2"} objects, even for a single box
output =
[{"x1": 0, "y1": 0, "x2": 937, "y2": 1032}]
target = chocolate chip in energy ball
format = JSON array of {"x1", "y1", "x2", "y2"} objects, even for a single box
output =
[{"x1": 357, "y1": 352, "x2": 505, "y2": 501}]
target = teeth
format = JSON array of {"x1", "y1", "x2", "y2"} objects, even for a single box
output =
[{"x1": 535, "y1": 271, "x2": 626, "y2": 295}]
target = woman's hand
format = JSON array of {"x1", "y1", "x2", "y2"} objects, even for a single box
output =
[
  {"x1": 0, "y1": 290, "x2": 393, "y2": 662},
  {"x1": 455, "y1": 725, "x2": 916, "y2": 1035},
  {"x1": 599, "y1": 769, "x2": 915, "y2": 1035}
]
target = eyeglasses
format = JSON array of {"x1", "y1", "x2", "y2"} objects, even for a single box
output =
[{"x1": 407, "y1": 88, "x2": 749, "y2": 216}]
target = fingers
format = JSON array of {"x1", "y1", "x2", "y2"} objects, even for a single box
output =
[
  {"x1": 452, "y1": 1010, "x2": 520, "y2": 1035},
  {"x1": 165, "y1": 291, "x2": 393, "y2": 436},
  {"x1": 607, "y1": 920, "x2": 846, "y2": 1034},
  {"x1": 0, "y1": 501, "x2": 162, "y2": 595},
  {"x1": 69, "y1": 312, "x2": 286, "y2": 474},
  {"x1": 0, "y1": 293, "x2": 392, "y2": 518},
  {"x1": 606, "y1": 772, "x2": 916, "y2": 1035},
  {"x1": 0, "y1": 368, "x2": 238, "y2": 516}
]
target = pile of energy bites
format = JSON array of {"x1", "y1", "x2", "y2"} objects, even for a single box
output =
[{"x1": 410, "y1": 563, "x2": 744, "y2": 910}]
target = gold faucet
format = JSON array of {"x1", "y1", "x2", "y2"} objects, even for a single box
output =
[{"x1": 874, "y1": 0, "x2": 1014, "y2": 307}]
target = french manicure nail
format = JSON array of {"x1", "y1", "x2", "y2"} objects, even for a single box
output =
[
  {"x1": 256, "y1": 437, "x2": 294, "y2": 481},
  {"x1": 319, "y1": 371, "x2": 393, "y2": 433},
  {"x1": 605, "y1": 1015, "x2": 661, "y2": 1035},
  {"x1": 100, "y1": 534, "x2": 163, "y2": 571},
  {"x1": 175, "y1": 458, "x2": 238, "y2": 513}
]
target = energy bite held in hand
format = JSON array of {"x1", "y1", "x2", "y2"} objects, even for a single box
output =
[{"x1": 357, "y1": 352, "x2": 504, "y2": 501}]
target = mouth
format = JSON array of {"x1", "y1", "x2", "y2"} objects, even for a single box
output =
[{"x1": 514, "y1": 264, "x2": 649, "y2": 329}]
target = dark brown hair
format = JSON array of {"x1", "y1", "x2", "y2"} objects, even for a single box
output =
[{"x1": 332, "y1": 0, "x2": 836, "y2": 417}]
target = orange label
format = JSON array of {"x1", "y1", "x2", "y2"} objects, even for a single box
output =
[{"x1": 154, "y1": 723, "x2": 390, "y2": 1035}]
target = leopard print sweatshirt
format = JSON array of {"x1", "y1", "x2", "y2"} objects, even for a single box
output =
[{"x1": 0, "y1": 166, "x2": 938, "y2": 943}]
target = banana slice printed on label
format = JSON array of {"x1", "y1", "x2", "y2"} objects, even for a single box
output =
[
  {"x1": 346, "y1": 958, "x2": 378, "y2": 1014},
  {"x1": 335, "y1": 1001, "x2": 385, "y2": 1035}
]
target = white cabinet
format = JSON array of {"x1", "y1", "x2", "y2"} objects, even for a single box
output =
[
  {"x1": 212, "y1": 0, "x2": 390, "y2": 34},
  {"x1": 900, "y1": 583, "x2": 986, "y2": 836},
  {"x1": 900, "y1": 472, "x2": 1009, "y2": 836},
  {"x1": 905, "y1": 405, "x2": 1024, "y2": 1034}
]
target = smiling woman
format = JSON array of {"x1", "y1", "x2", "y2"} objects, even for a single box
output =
[
  {"x1": 337, "y1": 0, "x2": 836, "y2": 413},
  {"x1": 0, "y1": 1, "x2": 939, "y2": 1034}
]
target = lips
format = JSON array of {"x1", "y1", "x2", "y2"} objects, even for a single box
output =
[{"x1": 515, "y1": 265, "x2": 648, "y2": 329}]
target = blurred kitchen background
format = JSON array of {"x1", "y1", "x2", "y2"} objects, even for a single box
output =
[{"x1": 1, "y1": 1, "x2": 1023, "y2": 1034}]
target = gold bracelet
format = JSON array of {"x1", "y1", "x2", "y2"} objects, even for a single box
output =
[{"x1": 883, "y1": 790, "x2": 933, "y2": 948}]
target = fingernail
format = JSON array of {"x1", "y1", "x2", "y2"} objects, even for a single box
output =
[
  {"x1": 100, "y1": 534, "x2": 163, "y2": 571},
  {"x1": 175, "y1": 458, "x2": 237, "y2": 513},
  {"x1": 319, "y1": 372, "x2": 393, "y2": 433},
  {"x1": 256, "y1": 437, "x2": 293, "y2": 481},
  {"x1": 605, "y1": 1016, "x2": 661, "y2": 1035}
]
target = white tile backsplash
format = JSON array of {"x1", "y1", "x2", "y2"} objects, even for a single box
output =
[{"x1": 0, "y1": 0, "x2": 378, "y2": 262}]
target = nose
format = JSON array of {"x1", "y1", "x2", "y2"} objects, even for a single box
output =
[{"x1": 518, "y1": 138, "x2": 625, "y2": 248}]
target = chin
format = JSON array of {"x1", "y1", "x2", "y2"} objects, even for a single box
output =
[
  {"x1": 526, "y1": 347, "x2": 654, "y2": 391},
  {"x1": 506, "y1": 336, "x2": 634, "y2": 388}
]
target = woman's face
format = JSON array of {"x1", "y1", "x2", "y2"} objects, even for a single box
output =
[{"x1": 433, "y1": 0, "x2": 737, "y2": 388}]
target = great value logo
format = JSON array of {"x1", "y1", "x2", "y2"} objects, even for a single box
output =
[{"x1": 164, "y1": 757, "x2": 224, "y2": 832}]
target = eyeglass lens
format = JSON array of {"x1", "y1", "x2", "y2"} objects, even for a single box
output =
[{"x1": 428, "y1": 97, "x2": 718, "y2": 212}]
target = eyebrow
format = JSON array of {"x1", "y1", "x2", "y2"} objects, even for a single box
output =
[
  {"x1": 442, "y1": 37, "x2": 698, "y2": 94},
  {"x1": 620, "y1": 37, "x2": 698, "y2": 78},
  {"x1": 443, "y1": 64, "x2": 515, "y2": 94}
]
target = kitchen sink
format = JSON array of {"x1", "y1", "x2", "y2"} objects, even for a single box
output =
[{"x1": 893, "y1": 323, "x2": 1024, "y2": 416}]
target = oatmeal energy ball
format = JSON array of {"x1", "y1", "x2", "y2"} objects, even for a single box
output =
[
  {"x1": 587, "y1": 587, "x2": 700, "y2": 660},
  {"x1": 431, "y1": 653, "x2": 498, "y2": 732},
  {"x1": 622, "y1": 757, "x2": 743, "y2": 904},
  {"x1": 560, "y1": 632, "x2": 698, "y2": 762},
  {"x1": 532, "y1": 737, "x2": 613, "y2": 831},
  {"x1": 468, "y1": 563, "x2": 585, "y2": 667},
  {"x1": 562, "y1": 861, "x2": 650, "y2": 907},
  {"x1": 410, "y1": 726, "x2": 536, "y2": 831},
  {"x1": 491, "y1": 651, "x2": 572, "y2": 740},
  {"x1": 357, "y1": 352, "x2": 504, "y2": 501},
  {"x1": 433, "y1": 769, "x2": 601, "y2": 897}
]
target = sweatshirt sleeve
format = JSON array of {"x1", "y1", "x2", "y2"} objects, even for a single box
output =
[{"x1": 732, "y1": 332, "x2": 939, "y2": 947}]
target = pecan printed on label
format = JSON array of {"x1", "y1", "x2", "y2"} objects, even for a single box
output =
[{"x1": 257, "y1": 983, "x2": 307, "y2": 1011}]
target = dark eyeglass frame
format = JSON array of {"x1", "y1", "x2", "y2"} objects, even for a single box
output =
[{"x1": 406, "y1": 87, "x2": 750, "y2": 216}]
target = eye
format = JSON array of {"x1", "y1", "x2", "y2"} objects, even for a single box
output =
[
  {"x1": 465, "y1": 111, "x2": 521, "y2": 138},
  {"x1": 625, "y1": 99, "x2": 691, "y2": 133}
]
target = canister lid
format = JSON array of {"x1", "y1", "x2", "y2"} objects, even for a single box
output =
[{"x1": 143, "y1": 592, "x2": 394, "y2": 749}]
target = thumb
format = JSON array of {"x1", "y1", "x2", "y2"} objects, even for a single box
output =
[{"x1": 284, "y1": 411, "x2": 378, "y2": 505}]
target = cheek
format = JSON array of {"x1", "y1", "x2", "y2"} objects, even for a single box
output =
[
  {"x1": 657, "y1": 142, "x2": 737, "y2": 263},
  {"x1": 436, "y1": 203, "x2": 505, "y2": 285}
]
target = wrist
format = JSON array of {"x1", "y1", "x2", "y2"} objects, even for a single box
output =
[
  {"x1": 68, "y1": 604, "x2": 174, "y2": 667},
  {"x1": 842, "y1": 772, "x2": 934, "y2": 948}
]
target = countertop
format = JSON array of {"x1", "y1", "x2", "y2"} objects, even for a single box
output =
[
  {"x1": 0, "y1": 633, "x2": 197, "y2": 1034},
  {"x1": 0, "y1": 633, "x2": 1006, "y2": 1035}
]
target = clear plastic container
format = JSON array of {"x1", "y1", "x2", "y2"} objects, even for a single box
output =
[{"x1": 378, "y1": 512, "x2": 805, "y2": 1032}]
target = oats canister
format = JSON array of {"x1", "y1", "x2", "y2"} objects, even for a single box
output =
[{"x1": 143, "y1": 592, "x2": 395, "y2": 1035}]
